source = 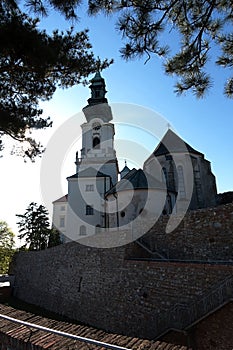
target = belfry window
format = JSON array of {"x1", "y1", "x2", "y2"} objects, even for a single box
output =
[{"x1": 93, "y1": 136, "x2": 100, "y2": 149}]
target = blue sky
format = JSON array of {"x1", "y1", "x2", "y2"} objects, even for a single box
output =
[{"x1": 0, "y1": 5, "x2": 232, "y2": 241}]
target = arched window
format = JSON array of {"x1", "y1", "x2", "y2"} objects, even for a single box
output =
[
  {"x1": 167, "y1": 194, "x2": 172, "y2": 213},
  {"x1": 95, "y1": 224, "x2": 101, "y2": 234},
  {"x1": 93, "y1": 136, "x2": 100, "y2": 149},
  {"x1": 193, "y1": 159, "x2": 203, "y2": 206},
  {"x1": 161, "y1": 167, "x2": 168, "y2": 184},
  {"x1": 177, "y1": 165, "x2": 186, "y2": 198},
  {"x1": 86, "y1": 205, "x2": 94, "y2": 215},
  {"x1": 80, "y1": 225, "x2": 86, "y2": 236},
  {"x1": 168, "y1": 162, "x2": 175, "y2": 190}
]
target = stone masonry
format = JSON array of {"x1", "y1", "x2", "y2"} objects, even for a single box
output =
[{"x1": 11, "y1": 203, "x2": 233, "y2": 344}]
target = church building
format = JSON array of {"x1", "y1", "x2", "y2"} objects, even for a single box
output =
[
  {"x1": 52, "y1": 73, "x2": 217, "y2": 242},
  {"x1": 144, "y1": 129, "x2": 217, "y2": 212}
]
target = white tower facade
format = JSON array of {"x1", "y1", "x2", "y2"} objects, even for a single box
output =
[
  {"x1": 65, "y1": 72, "x2": 119, "y2": 240},
  {"x1": 76, "y1": 72, "x2": 119, "y2": 184}
]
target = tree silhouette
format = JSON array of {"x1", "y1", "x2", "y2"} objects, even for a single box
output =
[
  {"x1": 16, "y1": 202, "x2": 51, "y2": 250},
  {"x1": 48, "y1": 227, "x2": 62, "y2": 248},
  {"x1": 2, "y1": 0, "x2": 232, "y2": 159},
  {"x1": 0, "y1": 0, "x2": 112, "y2": 159}
]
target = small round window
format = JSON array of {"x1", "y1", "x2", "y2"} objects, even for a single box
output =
[{"x1": 120, "y1": 211, "x2": 125, "y2": 217}]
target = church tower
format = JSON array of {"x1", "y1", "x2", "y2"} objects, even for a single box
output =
[
  {"x1": 76, "y1": 72, "x2": 119, "y2": 185},
  {"x1": 66, "y1": 72, "x2": 119, "y2": 239}
]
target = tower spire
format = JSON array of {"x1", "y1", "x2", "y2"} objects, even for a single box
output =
[
  {"x1": 83, "y1": 72, "x2": 113, "y2": 123},
  {"x1": 87, "y1": 71, "x2": 108, "y2": 106}
]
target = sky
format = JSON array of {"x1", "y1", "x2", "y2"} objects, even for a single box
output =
[{"x1": 0, "y1": 4, "x2": 232, "y2": 244}]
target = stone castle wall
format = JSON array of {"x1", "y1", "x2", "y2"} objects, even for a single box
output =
[
  {"x1": 11, "y1": 203, "x2": 233, "y2": 341},
  {"x1": 130, "y1": 203, "x2": 233, "y2": 261}
]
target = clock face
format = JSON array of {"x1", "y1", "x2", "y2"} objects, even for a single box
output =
[{"x1": 92, "y1": 122, "x2": 101, "y2": 131}]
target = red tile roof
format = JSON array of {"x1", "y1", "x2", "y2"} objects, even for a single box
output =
[{"x1": 52, "y1": 194, "x2": 68, "y2": 204}]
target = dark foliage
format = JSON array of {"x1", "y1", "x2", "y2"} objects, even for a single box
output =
[
  {"x1": 16, "y1": 202, "x2": 51, "y2": 250},
  {"x1": 0, "y1": 0, "x2": 112, "y2": 159},
  {"x1": 87, "y1": 0, "x2": 233, "y2": 98},
  {"x1": 48, "y1": 227, "x2": 62, "y2": 247}
]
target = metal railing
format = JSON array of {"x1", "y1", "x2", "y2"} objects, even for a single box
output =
[
  {"x1": 0, "y1": 313, "x2": 132, "y2": 350},
  {"x1": 155, "y1": 275, "x2": 233, "y2": 337},
  {"x1": 136, "y1": 238, "x2": 168, "y2": 260}
]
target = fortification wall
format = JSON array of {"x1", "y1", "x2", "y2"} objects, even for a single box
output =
[
  {"x1": 11, "y1": 203, "x2": 233, "y2": 340},
  {"x1": 130, "y1": 203, "x2": 233, "y2": 261}
]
